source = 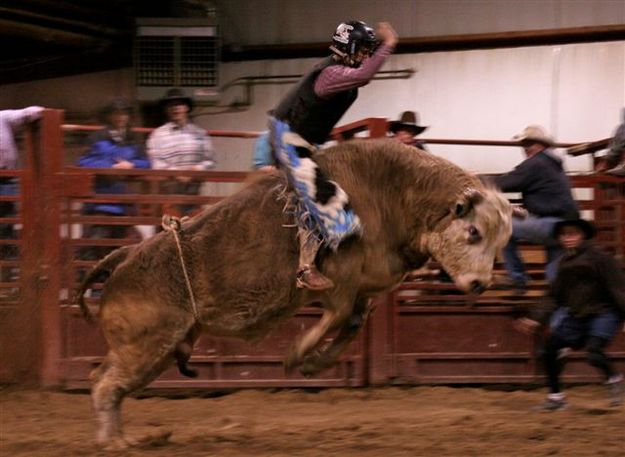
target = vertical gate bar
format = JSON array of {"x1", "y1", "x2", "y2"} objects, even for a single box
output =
[
  {"x1": 17, "y1": 124, "x2": 40, "y2": 382},
  {"x1": 615, "y1": 182, "x2": 625, "y2": 259},
  {"x1": 38, "y1": 109, "x2": 65, "y2": 386},
  {"x1": 65, "y1": 191, "x2": 74, "y2": 291},
  {"x1": 367, "y1": 294, "x2": 390, "y2": 385},
  {"x1": 367, "y1": 118, "x2": 389, "y2": 138}
]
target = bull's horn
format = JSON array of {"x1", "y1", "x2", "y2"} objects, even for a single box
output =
[
  {"x1": 454, "y1": 188, "x2": 484, "y2": 218},
  {"x1": 464, "y1": 188, "x2": 484, "y2": 204}
]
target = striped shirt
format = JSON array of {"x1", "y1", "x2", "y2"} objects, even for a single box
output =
[
  {"x1": 314, "y1": 44, "x2": 394, "y2": 99},
  {"x1": 147, "y1": 122, "x2": 215, "y2": 170}
]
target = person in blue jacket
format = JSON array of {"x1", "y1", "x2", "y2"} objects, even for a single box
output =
[{"x1": 78, "y1": 98, "x2": 150, "y2": 259}]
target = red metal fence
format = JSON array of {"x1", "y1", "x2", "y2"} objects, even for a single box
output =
[{"x1": 1, "y1": 111, "x2": 623, "y2": 388}]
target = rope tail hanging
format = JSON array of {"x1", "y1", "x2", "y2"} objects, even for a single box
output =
[{"x1": 161, "y1": 214, "x2": 200, "y2": 322}]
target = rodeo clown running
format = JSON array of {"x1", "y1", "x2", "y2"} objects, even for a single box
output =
[{"x1": 267, "y1": 20, "x2": 398, "y2": 290}]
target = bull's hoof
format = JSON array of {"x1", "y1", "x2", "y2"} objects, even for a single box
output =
[
  {"x1": 284, "y1": 346, "x2": 302, "y2": 374},
  {"x1": 298, "y1": 354, "x2": 331, "y2": 377},
  {"x1": 99, "y1": 433, "x2": 164, "y2": 451},
  {"x1": 177, "y1": 362, "x2": 199, "y2": 378},
  {"x1": 298, "y1": 362, "x2": 321, "y2": 378},
  {"x1": 299, "y1": 362, "x2": 330, "y2": 378},
  {"x1": 101, "y1": 437, "x2": 131, "y2": 452},
  {"x1": 136, "y1": 430, "x2": 172, "y2": 448}
]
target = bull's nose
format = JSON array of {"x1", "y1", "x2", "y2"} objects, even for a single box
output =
[{"x1": 470, "y1": 280, "x2": 486, "y2": 295}]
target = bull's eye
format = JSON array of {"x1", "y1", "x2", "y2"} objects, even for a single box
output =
[{"x1": 468, "y1": 225, "x2": 482, "y2": 243}]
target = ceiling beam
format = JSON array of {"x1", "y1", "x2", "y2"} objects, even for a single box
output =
[
  {"x1": 0, "y1": 6, "x2": 126, "y2": 39},
  {"x1": 222, "y1": 24, "x2": 625, "y2": 61},
  {"x1": 0, "y1": 44, "x2": 132, "y2": 84},
  {"x1": 0, "y1": 18, "x2": 104, "y2": 47}
]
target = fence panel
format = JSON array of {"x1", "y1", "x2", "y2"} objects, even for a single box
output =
[{"x1": 2, "y1": 111, "x2": 623, "y2": 389}]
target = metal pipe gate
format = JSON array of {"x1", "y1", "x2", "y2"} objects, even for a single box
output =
[{"x1": 1, "y1": 111, "x2": 623, "y2": 388}]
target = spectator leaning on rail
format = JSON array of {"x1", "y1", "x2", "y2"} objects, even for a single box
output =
[
  {"x1": 266, "y1": 20, "x2": 398, "y2": 290},
  {"x1": 595, "y1": 107, "x2": 625, "y2": 176},
  {"x1": 389, "y1": 110, "x2": 428, "y2": 151},
  {"x1": 491, "y1": 125, "x2": 579, "y2": 293},
  {"x1": 78, "y1": 98, "x2": 150, "y2": 260},
  {"x1": 0, "y1": 106, "x2": 44, "y2": 283},
  {"x1": 147, "y1": 88, "x2": 216, "y2": 216},
  {"x1": 514, "y1": 218, "x2": 625, "y2": 411}
]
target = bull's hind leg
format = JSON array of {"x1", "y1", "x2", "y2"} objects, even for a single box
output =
[{"x1": 92, "y1": 340, "x2": 179, "y2": 450}]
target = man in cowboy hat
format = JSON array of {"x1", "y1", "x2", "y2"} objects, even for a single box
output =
[
  {"x1": 147, "y1": 88, "x2": 215, "y2": 216},
  {"x1": 514, "y1": 217, "x2": 625, "y2": 410},
  {"x1": 148, "y1": 88, "x2": 215, "y2": 171},
  {"x1": 389, "y1": 111, "x2": 428, "y2": 150},
  {"x1": 492, "y1": 125, "x2": 578, "y2": 293}
]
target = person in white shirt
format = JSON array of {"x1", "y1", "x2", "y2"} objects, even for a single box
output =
[{"x1": 146, "y1": 89, "x2": 215, "y2": 216}]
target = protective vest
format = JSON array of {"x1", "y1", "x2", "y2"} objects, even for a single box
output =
[{"x1": 273, "y1": 57, "x2": 358, "y2": 144}]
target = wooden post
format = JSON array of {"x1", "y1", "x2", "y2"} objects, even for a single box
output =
[
  {"x1": 367, "y1": 118, "x2": 389, "y2": 138},
  {"x1": 18, "y1": 125, "x2": 41, "y2": 383},
  {"x1": 38, "y1": 109, "x2": 65, "y2": 387},
  {"x1": 367, "y1": 294, "x2": 391, "y2": 385}
]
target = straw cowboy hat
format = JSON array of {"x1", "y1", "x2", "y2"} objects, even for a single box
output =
[
  {"x1": 552, "y1": 218, "x2": 596, "y2": 240},
  {"x1": 512, "y1": 125, "x2": 555, "y2": 147},
  {"x1": 389, "y1": 111, "x2": 428, "y2": 136},
  {"x1": 160, "y1": 88, "x2": 194, "y2": 111}
]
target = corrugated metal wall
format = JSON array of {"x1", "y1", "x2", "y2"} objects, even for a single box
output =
[
  {"x1": 215, "y1": 0, "x2": 625, "y2": 45},
  {"x1": 206, "y1": 40, "x2": 625, "y2": 176}
]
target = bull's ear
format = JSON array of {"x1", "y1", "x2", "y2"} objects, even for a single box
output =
[{"x1": 453, "y1": 189, "x2": 484, "y2": 218}]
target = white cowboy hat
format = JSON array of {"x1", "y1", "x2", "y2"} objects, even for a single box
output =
[{"x1": 512, "y1": 125, "x2": 555, "y2": 147}]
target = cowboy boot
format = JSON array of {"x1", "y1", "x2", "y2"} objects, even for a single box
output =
[{"x1": 296, "y1": 230, "x2": 334, "y2": 291}]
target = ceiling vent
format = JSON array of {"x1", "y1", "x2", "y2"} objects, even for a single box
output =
[{"x1": 135, "y1": 17, "x2": 219, "y2": 103}]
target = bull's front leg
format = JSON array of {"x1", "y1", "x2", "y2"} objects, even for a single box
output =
[
  {"x1": 298, "y1": 297, "x2": 372, "y2": 376},
  {"x1": 285, "y1": 251, "x2": 366, "y2": 374},
  {"x1": 284, "y1": 308, "x2": 338, "y2": 373}
]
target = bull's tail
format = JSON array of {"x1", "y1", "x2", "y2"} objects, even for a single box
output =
[{"x1": 75, "y1": 246, "x2": 133, "y2": 321}]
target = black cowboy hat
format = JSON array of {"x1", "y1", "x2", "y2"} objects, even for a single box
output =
[
  {"x1": 103, "y1": 97, "x2": 134, "y2": 114},
  {"x1": 552, "y1": 218, "x2": 596, "y2": 240},
  {"x1": 98, "y1": 97, "x2": 133, "y2": 123},
  {"x1": 389, "y1": 111, "x2": 428, "y2": 136},
  {"x1": 159, "y1": 88, "x2": 194, "y2": 111}
]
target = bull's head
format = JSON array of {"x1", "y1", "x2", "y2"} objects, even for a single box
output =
[{"x1": 422, "y1": 187, "x2": 512, "y2": 294}]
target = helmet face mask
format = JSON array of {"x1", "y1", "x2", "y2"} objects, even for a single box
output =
[{"x1": 331, "y1": 21, "x2": 379, "y2": 68}]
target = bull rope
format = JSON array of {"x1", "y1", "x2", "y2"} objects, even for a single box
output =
[{"x1": 161, "y1": 214, "x2": 200, "y2": 322}]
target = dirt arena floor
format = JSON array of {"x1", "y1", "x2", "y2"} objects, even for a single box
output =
[{"x1": 1, "y1": 385, "x2": 623, "y2": 456}]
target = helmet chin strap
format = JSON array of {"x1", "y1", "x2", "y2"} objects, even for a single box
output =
[{"x1": 329, "y1": 45, "x2": 358, "y2": 67}]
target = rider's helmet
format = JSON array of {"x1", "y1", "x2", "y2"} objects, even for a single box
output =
[{"x1": 330, "y1": 20, "x2": 379, "y2": 68}]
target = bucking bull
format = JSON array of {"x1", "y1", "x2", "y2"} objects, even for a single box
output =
[{"x1": 77, "y1": 139, "x2": 512, "y2": 449}]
